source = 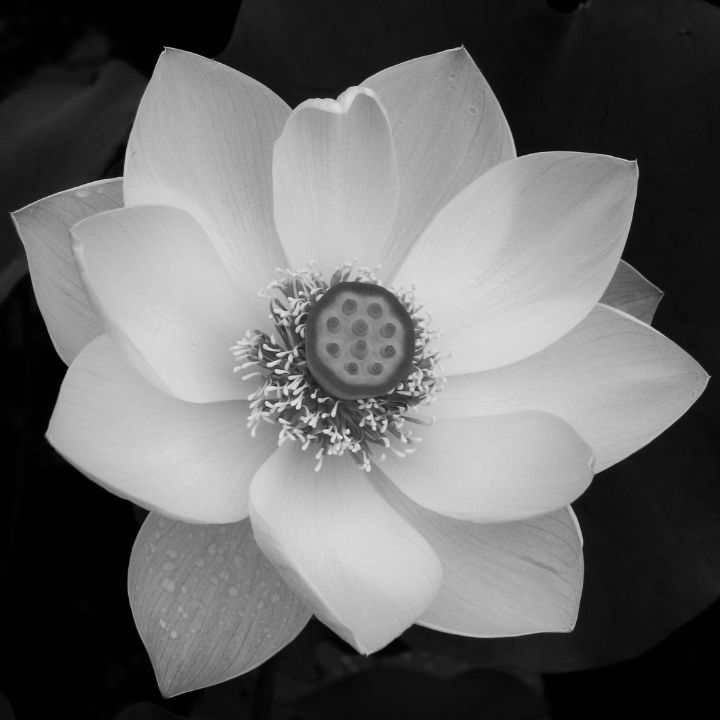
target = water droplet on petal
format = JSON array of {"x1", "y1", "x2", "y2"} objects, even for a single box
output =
[
  {"x1": 170, "y1": 630, "x2": 178, "y2": 639},
  {"x1": 161, "y1": 578, "x2": 176, "y2": 593},
  {"x1": 228, "y1": 586, "x2": 239, "y2": 598}
]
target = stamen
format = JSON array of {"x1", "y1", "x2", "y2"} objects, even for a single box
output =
[{"x1": 231, "y1": 265, "x2": 444, "y2": 471}]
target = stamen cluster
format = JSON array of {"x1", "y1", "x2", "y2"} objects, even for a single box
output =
[{"x1": 231, "y1": 266, "x2": 444, "y2": 471}]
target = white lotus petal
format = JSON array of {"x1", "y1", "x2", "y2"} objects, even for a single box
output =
[
  {"x1": 124, "y1": 49, "x2": 289, "y2": 290},
  {"x1": 373, "y1": 474, "x2": 583, "y2": 636},
  {"x1": 273, "y1": 87, "x2": 398, "y2": 277},
  {"x1": 600, "y1": 259, "x2": 662, "y2": 324},
  {"x1": 129, "y1": 514, "x2": 311, "y2": 697},
  {"x1": 380, "y1": 412, "x2": 594, "y2": 522},
  {"x1": 249, "y1": 445, "x2": 442, "y2": 654},
  {"x1": 48, "y1": 336, "x2": 277, "y2": 523},
  {"x1": 11, "y1": 178, "x2": 122, "y2": 364},
  {"x1": 364, "y1": 47, "x2": 515, "y2": 279},
  {"x1": 395, "y1": 152, "x2": 638, "y2": 372},
  {"x1": 432, "y1": 304, "x2": 709, "y2": 471},
  {"x1": 72, "y1": 204, "x2": 260, "y2": 404}
]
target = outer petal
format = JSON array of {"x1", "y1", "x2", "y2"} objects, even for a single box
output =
[
  {"x1": 394, "y1": 152, "x2": 638, "y2": 373},
  {"x1": 372, "y1": 474, "x2": 583, "y2": 636},
  {"x1": 364, "y1": 47, "x2": 515, "y2": 279},
  {"x1": 11, "y1": 178, "x2": 122, "y2": 364},
  {"x1": 432, "y1": 304, "x2": 709, "y2": 471},
  {"x1": 72, "y1": 205, "x2": 260, "y2": 404},
  {"x1": 600, "y1": 259, "x2": 662, "y2": 324},
  {"x1": 380, "y1": 412, "x2": 594, "y2": 522},
  {"x1": 124, "y1": 49, "x2": 289, "y2": 290},
  {"x1": 129, "y1": 514, "x2": 311, "y2": 697},
  {"x1": 47, "y1": 336, "x2": 277, "y2": 523},
  {"x1": 272, "y1": 87, "x2": 399, "y2": 277},
  {"x1": 248, "y1": 444, "x2": 442, "y2": 654}
]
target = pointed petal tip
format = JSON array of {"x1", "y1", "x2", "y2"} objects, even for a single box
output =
[
  {"x1": 338, "y1": 628, "x2": 394, "y2": 656},
  {"x1": 697, "y1": 369, "x2": 711, "y2": 396},
  {"x1": 158, "y1": 46, "x2": 187, "y2": 61},
  {"x1": 9, "y1": 210, "x2": 24, "y2": 243}
]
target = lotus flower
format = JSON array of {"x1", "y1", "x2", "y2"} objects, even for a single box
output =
[{"x1": 13, "y1": 48, "x2": 707, "y2": 690}]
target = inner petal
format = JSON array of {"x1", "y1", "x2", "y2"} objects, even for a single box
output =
[{"x1": 272, "y1": 87, "x2": 399, "y2": 278}]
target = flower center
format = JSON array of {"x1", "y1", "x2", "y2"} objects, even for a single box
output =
[
  {"x1": 305, "y1": 281, "x2": 415, "y2": 400},
  {"x1": 231, "y1": 266, "x2": 443, "y2": 471}
]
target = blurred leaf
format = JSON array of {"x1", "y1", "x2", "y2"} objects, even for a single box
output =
[
  {"x1": 128, "y1": 514, "x2": 311, "y2": 697},
  {"x1": 0, "y1": 50, "x2": 145, "y2": 302},
  {"x1": 218, "y1": 0, "x2": 457, "y2": 106},
  {"x1": 291, "y1": 668, "x2": 547, "y2": 720},
  {"x1": 225, "y1": 0, "x2": 720, "y2": 671},
  {"x1": 0, "y1": 692, "x2": 15, "y2": 720},
  {"x1": 274, "y1": 618, "x2": 334, "y2": 685},
  {"x1": 115, "y1": 702, "x2": 192, "y2": 720}
]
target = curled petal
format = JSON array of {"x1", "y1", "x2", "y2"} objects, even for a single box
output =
[
  {"x1": 125, "y1": 49, "x2": 289, "y2": 290},
  {"x1": 12, "y1": 178, "x2": 122, "y2": 364},
  {"x1": 273, "y1": 87, "x2": 398, "y2": 277},
  {"x1": 432, "y1": 304, "x2": 709, "y2": 471},
  {"x1": 249, "y1": 445, "x2": 442, "y2": 654},
  {"x1": 364, "y1": 47, "x2": 515, "y2": 278},
  {"x1": 380, "y1": 412, "x2": 594, "y2": 522},
  {"x1": 129, "y1": 514, "x2": 311, "y2": 697},
  {"x1": 394, "y1": 152, "x2": 638, "y2": 372},
  {"x1": 48, "y1": 336, "x2": 277, "y2": 523},
  {"x1": 72, "y1": 204, "x2": 260, "y2": 403}
]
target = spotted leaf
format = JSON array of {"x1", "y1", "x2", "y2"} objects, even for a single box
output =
[{"x1": 128, "y1": 513, "x2": 311, "y2": 697}]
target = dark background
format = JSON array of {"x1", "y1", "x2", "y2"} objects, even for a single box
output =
[{"x1": 1, "y1": 1, "x2": 719, "y2": 718}]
